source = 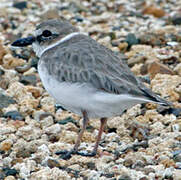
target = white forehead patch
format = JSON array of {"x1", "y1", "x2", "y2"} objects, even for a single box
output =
[{"x1": 34, "y1": 29, "x2": 42, "y2": 36}]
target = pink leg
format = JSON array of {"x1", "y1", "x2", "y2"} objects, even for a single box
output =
[
  {"x1": 73, "y1": 110, "x2": 89, "y2": 152},
  {"x1": 58, "y1": 114, "x2": 107, "y2": 159},
  {"x1": 58, "y1": 110, "x2": 89, "y2": 159},
  {"x1": 77, "y1": 117, "x2": 107, "y2": 156},
  {"x1": 92, "y1": 117, "x2": 107, "y2": 154}
]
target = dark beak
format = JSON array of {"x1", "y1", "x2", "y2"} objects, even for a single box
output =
[{"x1": 11, "y1": 36, "x2": 35, "y2": 47}]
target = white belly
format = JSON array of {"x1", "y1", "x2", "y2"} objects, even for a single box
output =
[{"x1": 38, "y1": 64, "x2": 151, "y2": 118}]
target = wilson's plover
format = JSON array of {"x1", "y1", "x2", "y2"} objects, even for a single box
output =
[{"x1": 12, "y1": 19, "x2": 171, "y2": 159}]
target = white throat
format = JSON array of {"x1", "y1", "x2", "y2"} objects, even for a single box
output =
[{"x1": 32, "y1": 32, "x2": 87, "y2": 57}]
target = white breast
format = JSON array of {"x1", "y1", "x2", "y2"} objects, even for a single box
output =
[{"x1": 38, "y1": 63, "x2": 152, "y2": 118}]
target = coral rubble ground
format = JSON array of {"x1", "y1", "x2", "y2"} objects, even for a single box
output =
[{"x1": 0, "y1": 0, "x2": 181, "y2": 179}]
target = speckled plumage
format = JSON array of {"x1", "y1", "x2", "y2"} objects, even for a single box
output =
[
  {"x1": 37, "y1": 30, "x2": 170, "y2": 118},
  {"x1": 12, "y1": 19, "x2": 172, "y2": 158}
]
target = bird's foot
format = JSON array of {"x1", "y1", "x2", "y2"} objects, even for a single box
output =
[
  {"x1": 76, "y1": 151, "x2": 96, "y2": 157},
  {"x1": 56, "y1": 149, "x2": 97, "y2": 159},
  {"x1": 55, "y1": 150, "x2": 76, "y2": 160}
]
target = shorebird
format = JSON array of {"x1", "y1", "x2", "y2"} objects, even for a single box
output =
[{"x1": 12, "y1": 19, "x2": 171, "y2": 159}]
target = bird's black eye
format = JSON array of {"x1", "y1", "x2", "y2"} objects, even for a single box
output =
[{"x1": 42, "y1": 30, "x2": 52, "y2": 37}]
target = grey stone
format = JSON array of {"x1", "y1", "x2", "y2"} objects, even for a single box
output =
[
  {"x1": 20, "y1": 75, "x2": 37, "y2": 85},
  {"x1": 13, "y1": 1, "x2": 27, "y2": 10},
  {"x1": 4, "y1": 111, "x2": 24, "y2": 120},
  {"x1": 0, "y1": 93, "x2": 16, "y2": 109}
]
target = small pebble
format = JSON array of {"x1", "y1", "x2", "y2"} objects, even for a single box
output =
[
  {"x1": 20, "y1": 75, "x2": 37, "y2": 86},
  {"x1": 58, "y1": 117, "x2": 77, "y2": 125},
  {"x1": 4, "y1": 111, "x2": 24, "y2": 120},
  {"x1": 0, "y1": 93, "x2": 16, "y2": 109},
  {"x1": 13, "y1": 1, "x2": 27, "y2": 10},
  {"x1": 47, "y1": 158, "x2": 60, "y2": 168},
  {"x1": 4, "y1": 176, "x2": 16, "y2": 180},
  {"x1": 125, "y1": 33, "x2": 140, "y2": 48},
  {"x1": 3, "y1": 168, "x2": 18, "y2": 177},
  {"x1": 171, "y1": 16, "x2": 181, "y2": 25}
]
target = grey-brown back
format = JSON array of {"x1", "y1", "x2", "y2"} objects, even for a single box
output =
[{"x1": 40, "y1": 34, "x2": 171, "y2": 106}]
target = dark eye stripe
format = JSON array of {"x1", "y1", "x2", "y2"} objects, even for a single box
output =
[
  {"x1": 36, "y1": 32, "x2": 58, "y2": 43},
  {"x1": 36, "y1": 30, "x2": 52, "y2": 43},
  {"x1": 36, "y1": 35, "x2": 44, "y2": 43}
]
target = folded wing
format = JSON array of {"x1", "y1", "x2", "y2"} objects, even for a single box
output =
[{"x1": 42, "y1": 35, "x2": 171, "y2": 106}]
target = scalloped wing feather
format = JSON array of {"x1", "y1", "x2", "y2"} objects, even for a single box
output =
[{"x1": 40, "y1": 35, "x2": 171, "y2": 106}]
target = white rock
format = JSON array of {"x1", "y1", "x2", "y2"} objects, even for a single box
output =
[
  {"x1": 44, "y1": 124, "x2": 61, "y2": 134},
  {"x1": 14, "y1": 162, "x2": 31, "y2": 179},
  {"x1": 174, "y1": 63, "x2": 181, "y2": 75},
  {"x1": 148, "y1": 172, "x2": 156, "y2": 179},
  {"x1": 48, "y1": 142, "x2": 72, "y2": 153},
  {"x1": 23, "y1": 67, "x2": 36, "y2": 76},
  {"x1": 0, "y1": 125, "x2": 16, "y2": 135},
  {"x1": 38, "y1": 144, "x2": 50, "y2": 155},
  {"x1": 3, "y1": 68, "x2": 19, "y2": 84},
  {"x1": 163, "y1": 167, "x2": 174, "y2": 179},
  {"x1": 2, "y1": 157, "x2": 12, "y2": 167},
  {"x1": 30, "y1": 167, "x2": 71, "y2": 179},
  {"x1": 41, "y1": 156, "x2": 55, "y2": 166},
  {"x1": 167, "y1": 41, "x2": 178, "y2": 47},
  {"x1": 142, "y1": 155, "x2": 154, "y2": 165},
  {"x1": 96, "y1": 156, "x2": 114, "y2": 171},
  {"x1": 89, "y1": 12, "x2": 113, "y2": 23},
  {"x1": 40, "y1": 116, "x2": 54, "y2": 129},
  {"x1": 172, "y1": 124, "x2": 180, "y2": 132},
  {"x1": 4, "y1": 176, "x2": 16, "y2": 180},
  {"x1": 105, "y1": 132, "x2": 120, "y2": 142},
  {"x1": 20, "y1": 165, "x2": 31, "y2": 179},
  {"x1": 173, "y1": 169, "x2": 181, "y2": 180},
  {"x1": 2, "y1": 104, "x2": 18, "y2": 114},
  {"x1": 150, "y1": 121, "x2": 164, "y2": 133},
  {"x1": 126, "y1": 104, "x2": 141, "y2": 117},
  {"x1": 16, "y1": 125, "x2": 42, "y2": 141},
  {"x1": 68, "y1": 164, "x2": 81, "y2": 171},
  {"x1": 86, "y1": 170, "x2": 101, "y2": 179},
  {"x1": 40, "y1": 96, "x2": 55, "y2": 113}
]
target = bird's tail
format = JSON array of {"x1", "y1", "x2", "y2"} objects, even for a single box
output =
[{"x1": 141, "y1": 87, "x2": 172, "y2": 107}]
